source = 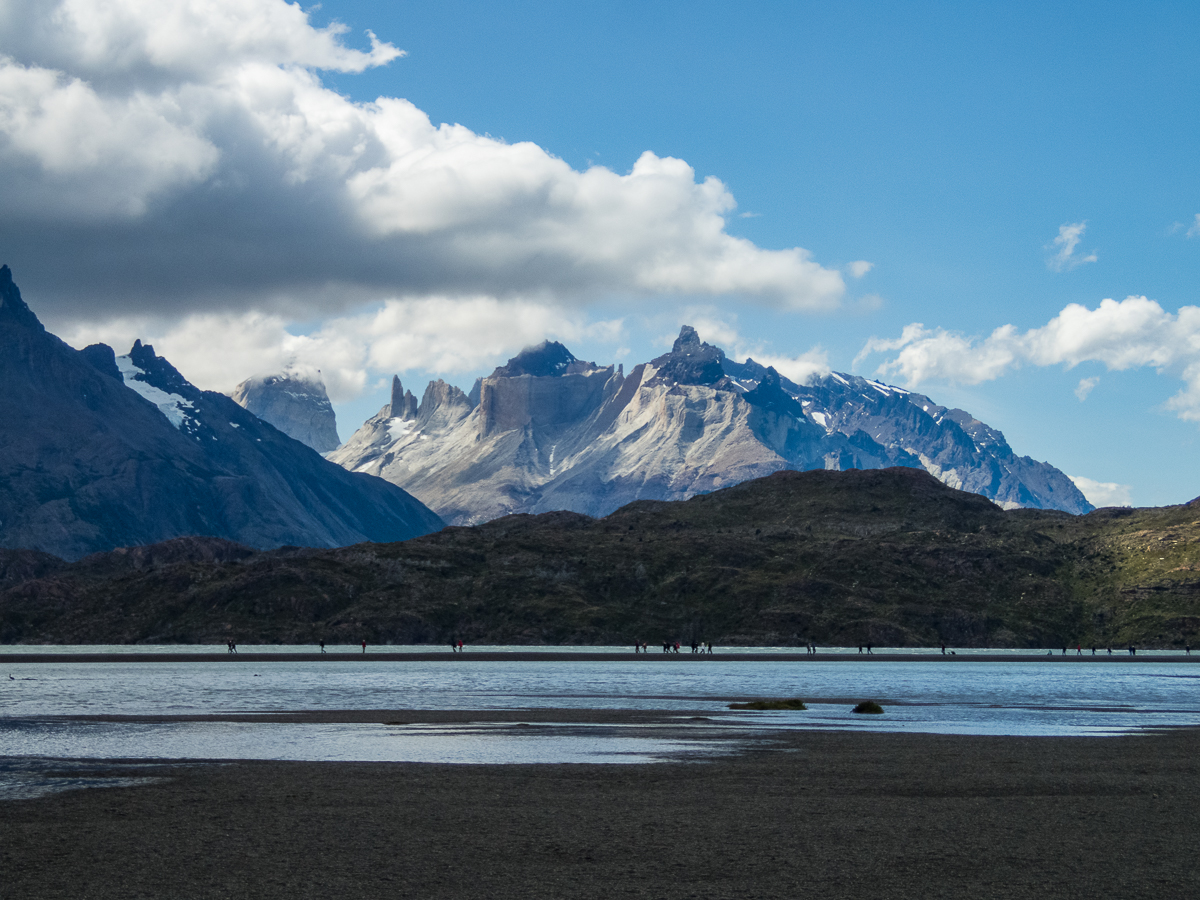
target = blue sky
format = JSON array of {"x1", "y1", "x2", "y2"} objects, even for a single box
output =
[
  {"x1": 322, "y1": 0, "x2": 1200, "y2": 506},
  {"x1": 2, "y1": 1, "x2": 1198, "y2": 505}
]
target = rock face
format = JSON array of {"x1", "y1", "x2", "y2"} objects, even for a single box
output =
[
  {"x1": 332, "y1": 327, "x2": 1093, "y2": 525},
  {"x1": 230, "y1": 367, "x2": 341, "y2": 453},
  {"x1": 0, "y1": 265, "x2": 444, "y2": 560}
]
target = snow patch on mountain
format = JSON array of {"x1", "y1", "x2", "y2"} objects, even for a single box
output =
[
  {"x1": 115, "y1": 354, "x2": 195, "y2": 430},
  {"x1": 387, "y1": 418, "x2": 416, "y2": 443}
]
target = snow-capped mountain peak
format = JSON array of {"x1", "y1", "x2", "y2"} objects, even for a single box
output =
[{"x1": 331, "y1": 325, "x2": 1092, "y2": 524}]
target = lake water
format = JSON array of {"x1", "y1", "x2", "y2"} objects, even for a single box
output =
[{"x1": 3, "y1": 649, "x2": 1199, "y2": 792}]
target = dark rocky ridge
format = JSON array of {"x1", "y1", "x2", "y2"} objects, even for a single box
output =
[
  {"x1": 0, "y1": 266, "x2": 444, "y2": 560},
  {"x1": 3, "y1": 467, "x2": 1196, "y2": 647},
  {"x1": 492, "y1": 341, "x2": 584, "y2": 378}
]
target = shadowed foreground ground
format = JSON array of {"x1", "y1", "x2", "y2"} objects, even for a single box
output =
[{"x1": 4, "y1": 727, "x2": 1199, "y2": 899}]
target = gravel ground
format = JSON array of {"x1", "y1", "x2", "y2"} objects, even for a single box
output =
[{"x1": 3, "y1": 725, "x2": 1199, "y2": 899}]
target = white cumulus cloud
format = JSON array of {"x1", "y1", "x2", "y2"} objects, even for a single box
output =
[
  {"x1": 0, "y1": 0, "x2": 845, "y2": 321},
  {"x1": 857, "y1": 296, "x2": 1200, "y2": 423},
  {"x1": 59, "y1": 296, "x2": 616, "y2": 403},
  {"x1": 1069, "y1": 476, "x2": 1132, "y2": 508}
]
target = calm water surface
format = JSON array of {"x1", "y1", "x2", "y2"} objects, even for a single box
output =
[{"x1": 3, "y1": 649, "x2": 1199, "y2": 776}]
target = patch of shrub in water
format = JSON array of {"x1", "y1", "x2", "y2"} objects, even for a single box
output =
[
  {"x1": 852, "y1": 701, "x2": 884, "y2": 714},
  {"x1": 728, "y1": 698, "x2": 807, "y2": 710}
]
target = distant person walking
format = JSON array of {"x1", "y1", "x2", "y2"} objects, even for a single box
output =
[
  {"x1": 361, "y1": 640, "x2": 367, "y2": 654},
  {"x1": 319, "y1": 640, "x2": 326, "y2": 654},
  {"x1": 458, "y1": 640, "x2": 464, "y2": 652}
]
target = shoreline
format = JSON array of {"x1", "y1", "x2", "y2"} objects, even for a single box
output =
[{"x1": 4, "y1": 650, "x2": 1196, "y2": 663}]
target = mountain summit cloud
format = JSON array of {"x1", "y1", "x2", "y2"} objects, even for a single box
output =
[{"x1": 0, "y1": 0, "x2": 845, "y2": 319}]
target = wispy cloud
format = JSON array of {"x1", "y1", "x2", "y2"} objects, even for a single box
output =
[
  {"x1": 1074, "y1": 376, "x2": 1099, "y2": 401},
  {"x1": 846, "y1": 260, "x2": 874, "y2": 279},
  {"x1": 1046, "y1": 221, "x2": 1098, "y2": 271},
  {"x1": 856, "y1": 296, "x2": 1200, "y2": 423},
  {"x1": 1188, "y1": 214, "x2": 1200, "y2": 238}
]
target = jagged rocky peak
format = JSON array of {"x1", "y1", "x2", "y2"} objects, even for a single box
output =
[
  {"x1": 492, "y1": 340, "x2": 605, "y2": 378},
  {"x1": 0, "y1": 265, "x2": 44, "y2": 331},
  {"x1": 126, "y1": 340, "x2": 194, "y2": 396},
  {"x1": 230, "y1": 365, "x2": 341, "y2": 454},
  {"x1": 650, "y1": 325, "x2": 727, "y2": 386},
  {"x1": 80, "y1": 343, "x2": 123, "y2": 381},
  {"x1": 416, "y1": 379, "x2": 473, "y2": 427},
  {"x1": 389, "y1": 375, "x2": 419, "y2": 420}
]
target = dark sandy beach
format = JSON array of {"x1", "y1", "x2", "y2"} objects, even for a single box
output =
[{"x1": 3, "y1": 719, "x2": 1199, "y2": 899}]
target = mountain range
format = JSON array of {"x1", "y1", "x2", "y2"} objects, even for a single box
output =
[
  {"x1": 0, "y1": 266, "x2": 443, "y2": 560},
  {"x1": 329, "y1": 326, "x2": 1092, "y2": 524}
]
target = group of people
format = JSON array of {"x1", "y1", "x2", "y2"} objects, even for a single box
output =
[
  {"x1": 449, "y1": 640, "x2": 465, "y2": 652},
  {"x1": 633, "y1": 641, "x2": 714, "y2": 654},
  {"x1": 226, "y1": 640, "x2": 236, "y2": 654}
]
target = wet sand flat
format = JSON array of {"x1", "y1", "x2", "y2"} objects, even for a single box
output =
[{"x1": 3, "y1": 727, "x2": 1199, "y2": 899}]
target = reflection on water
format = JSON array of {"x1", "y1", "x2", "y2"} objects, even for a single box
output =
[
  {"x1": 0, "y1": 719, "x2": 733, "y2": 767},
  {"x1": 0, "y1": 757, "x2": 168, "y2": 801}
]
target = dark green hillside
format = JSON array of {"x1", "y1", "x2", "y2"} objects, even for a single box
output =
[{"x1": 2, "y1": 468, "x2": 1199, "y2": 647}]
